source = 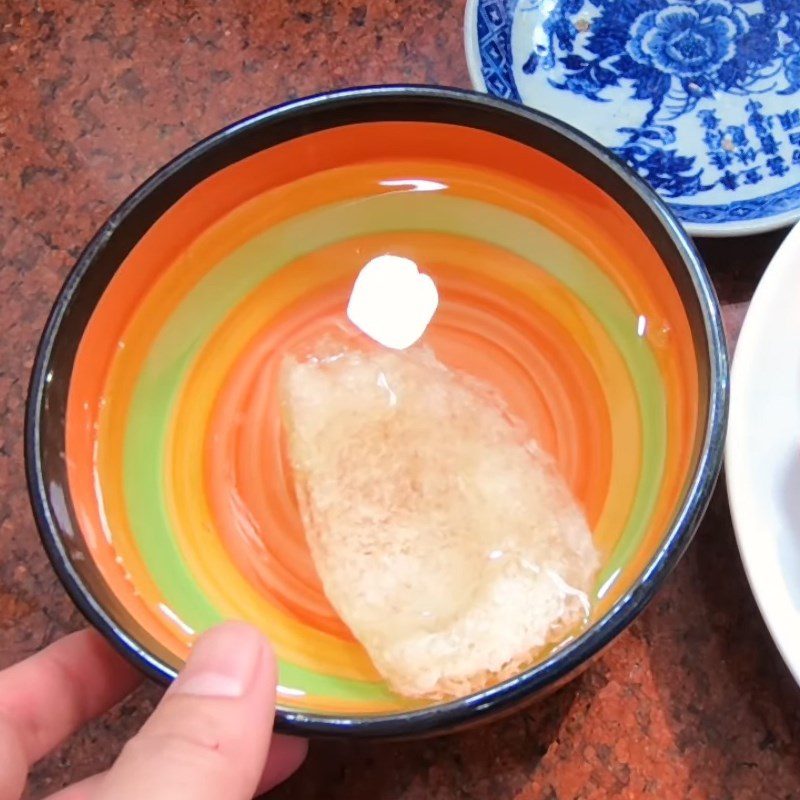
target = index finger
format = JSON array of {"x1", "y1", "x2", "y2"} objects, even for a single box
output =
[{"x1": 0, "y1": 628, "x2": 141, "y2": 764}]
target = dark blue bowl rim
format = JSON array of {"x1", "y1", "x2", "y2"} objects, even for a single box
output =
[{"x1": 25, "y1": 84, "x2": 729, "y2": 739}]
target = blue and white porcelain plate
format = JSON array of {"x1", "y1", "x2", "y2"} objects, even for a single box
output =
[{"x1": 465, "y1": 0, "x2": 800, "y2": 236}]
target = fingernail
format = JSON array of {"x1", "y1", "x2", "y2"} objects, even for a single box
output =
[{"x1": 171, "y1": 623, "x2": 265, "y2": 699}]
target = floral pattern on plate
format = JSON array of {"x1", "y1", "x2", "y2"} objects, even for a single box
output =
[{"x1": 468, "y1": 0, "x2": 800, "y2": 233}]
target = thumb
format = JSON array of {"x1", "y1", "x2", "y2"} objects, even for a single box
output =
[{"x1": 97, "y1": 622, "x2": 279, "y2": 800}]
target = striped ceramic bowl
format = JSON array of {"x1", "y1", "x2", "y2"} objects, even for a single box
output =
[{"x1": 26, "y1": 87, "x2": 727, "y2": 738}]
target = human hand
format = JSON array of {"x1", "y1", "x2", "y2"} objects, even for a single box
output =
[{"x1": 0, "y1": 622, "x2": 307, "y2": 800}]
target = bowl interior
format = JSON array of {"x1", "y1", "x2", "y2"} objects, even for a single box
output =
[{"x1": 28, "y1": 90, "x2": 721, "y2": 734}]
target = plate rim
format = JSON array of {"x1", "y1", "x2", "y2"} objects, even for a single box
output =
[
  {"x1": 462, "y1": 0, "x2": 800, "y2": 239},
  {"x1": 726, "y1": 219, "x2": 800, "y2": 685}
]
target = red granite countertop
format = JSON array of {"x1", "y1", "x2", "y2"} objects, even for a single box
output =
[{"x1": 2, "y1": 2, "x2": 800, "y2": 798}]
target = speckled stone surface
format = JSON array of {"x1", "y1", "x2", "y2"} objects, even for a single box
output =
[{"x1": 2, "y1": 2, "x2": 800, "y2": 798}]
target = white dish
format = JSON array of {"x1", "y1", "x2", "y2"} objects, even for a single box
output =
[{"x1": 727, "y1": 220, "x2": 800, "y2": 683}]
